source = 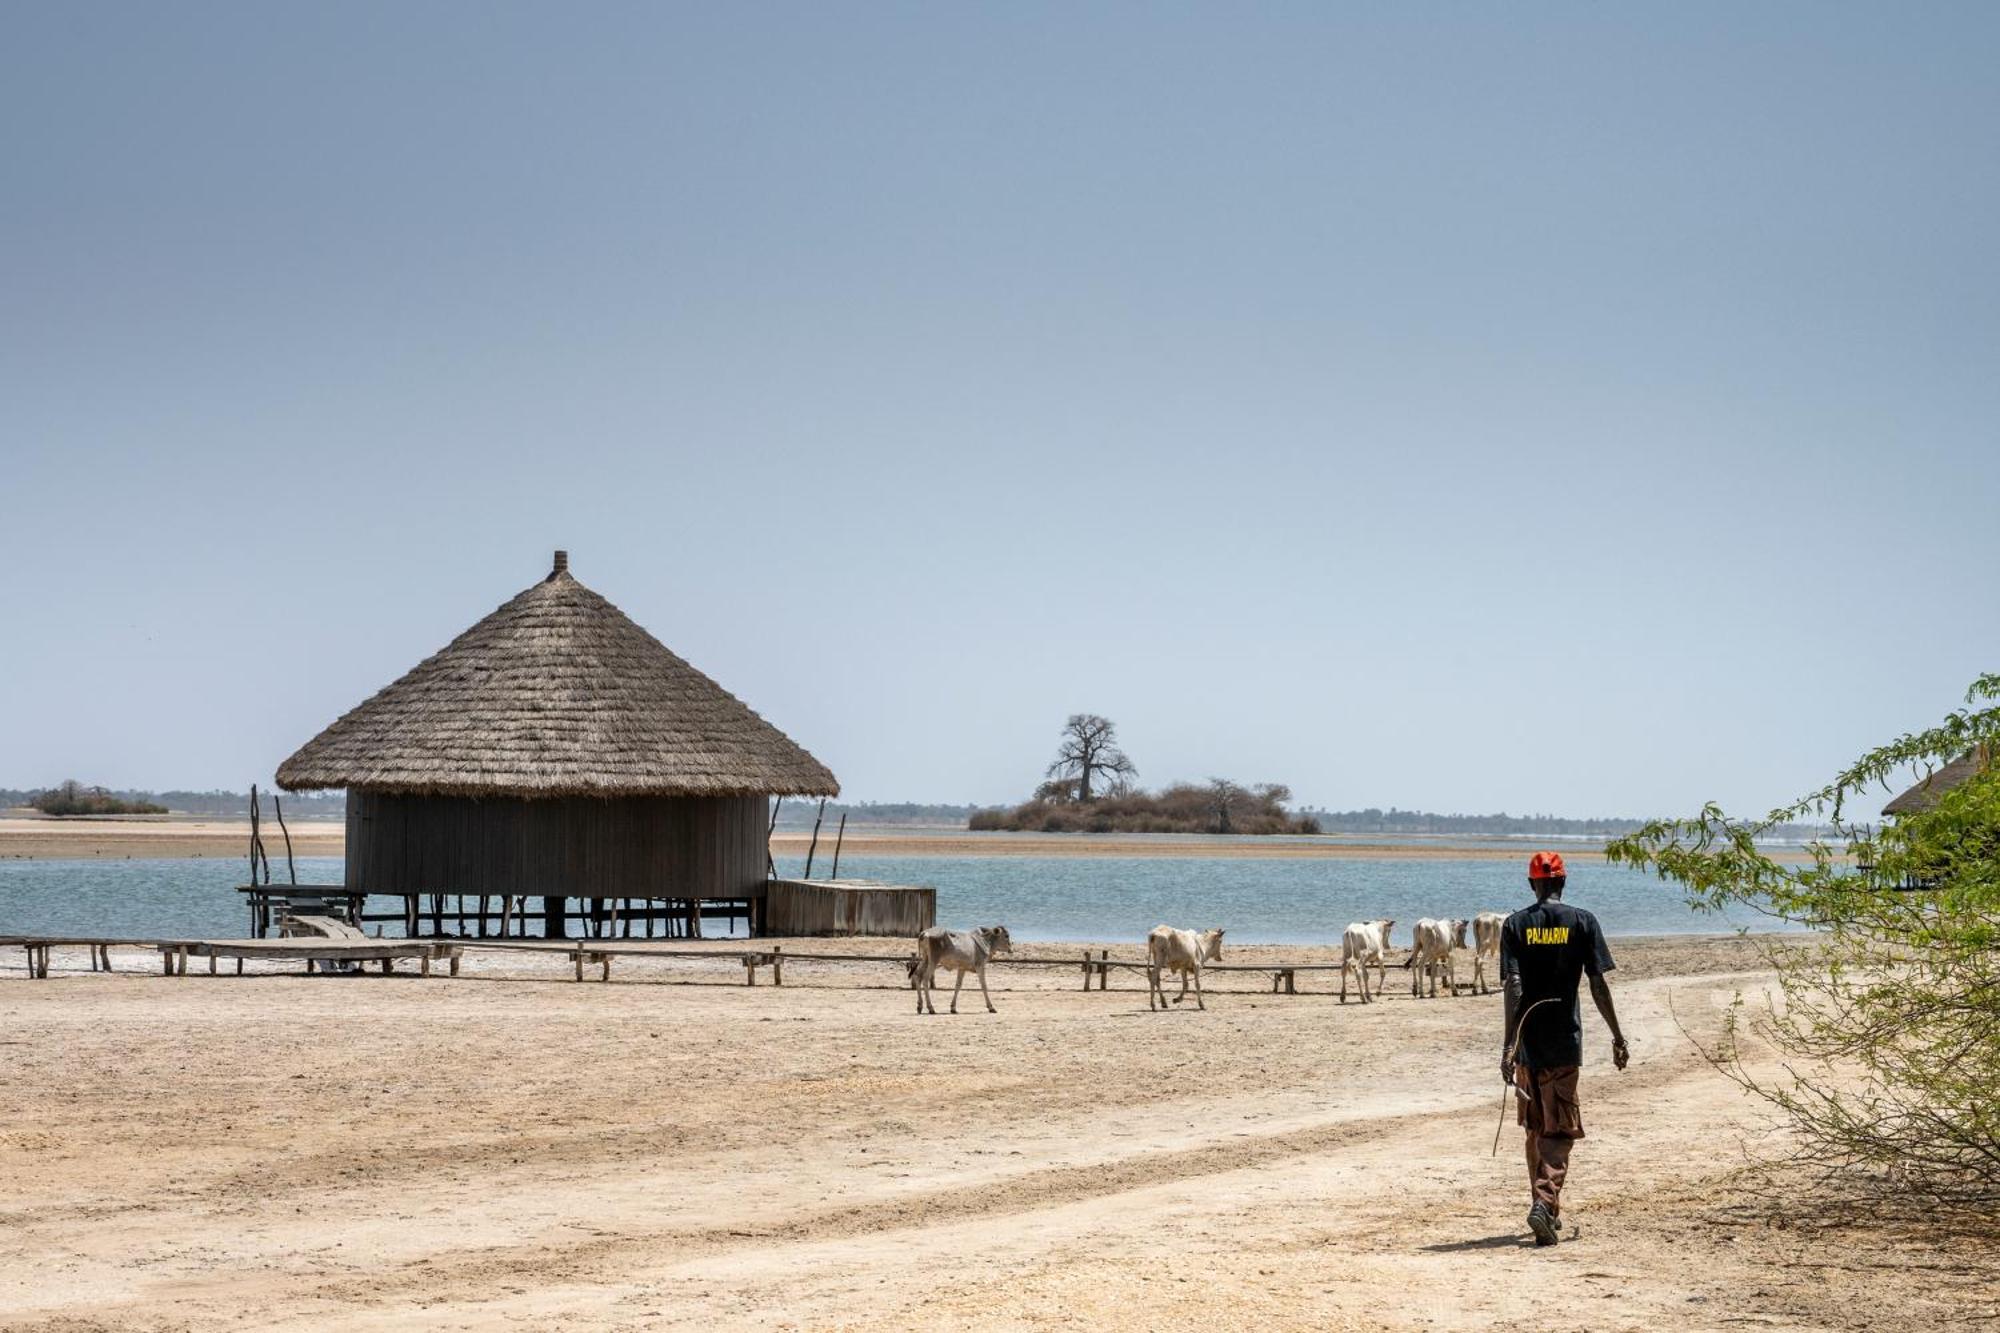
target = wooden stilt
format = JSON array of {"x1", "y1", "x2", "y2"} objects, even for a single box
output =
[{"x1": 802, "y1": 798, "x2": 826, "y2": 879}]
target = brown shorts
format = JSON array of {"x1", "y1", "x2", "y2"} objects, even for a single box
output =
[{"x1": 1516, "y1": 1064, "x2": 1585, "y2": 1139}]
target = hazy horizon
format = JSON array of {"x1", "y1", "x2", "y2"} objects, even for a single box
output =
[{"x1": 5, "y1": 6, "x2": 1996, "y2": 818}]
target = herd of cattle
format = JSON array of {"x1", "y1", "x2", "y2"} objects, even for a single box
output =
[{"x1": 906, "y1": 912, "x2": 1510, "y2": 1015}]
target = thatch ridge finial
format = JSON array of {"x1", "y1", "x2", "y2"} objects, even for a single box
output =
[{"x1": 551, "y1": 549, "x2": 569, "y2": 579}]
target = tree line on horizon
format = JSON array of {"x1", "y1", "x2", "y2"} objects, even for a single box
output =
[
  {"x1": 0, "y1": 786, "x2": 347, "y2": 819},
  {"x1": 0, "y1": 780, "x2": 1837, "y2": 839}
]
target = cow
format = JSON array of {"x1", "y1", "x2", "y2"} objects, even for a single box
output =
[
  {"x1": 1338, "y1": 919, "x2": 1395, "y2": 1004},
  {"x1": 1147, "y1": 925, "x2": 1226, "y2": 1011},
  {"x1": 1471, "y1": 910, "x2": 1506, "y2": 995},
  {"x1": 1405, "y1": 917, "x2": 1467, "y2": 997},
  {"x1": 911, "y1": 925, "x2": 1013, "y2": 1015}
]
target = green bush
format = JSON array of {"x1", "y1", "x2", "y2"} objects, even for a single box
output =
[{"x1": 1608, "y1": 675, "x2": 2000, "y2": 1208}]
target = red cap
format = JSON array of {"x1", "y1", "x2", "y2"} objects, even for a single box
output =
[{"x1": 1528, "y1": 850, "x2": 1566, "y2": 881}]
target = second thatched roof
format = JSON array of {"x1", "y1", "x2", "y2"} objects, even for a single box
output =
[
  {"x1": 1881, "y1": 747, "x2": 1991, "y2": 817},
  {"x1": 277, "y1": 552, "x2": 838, "y2": 799}
]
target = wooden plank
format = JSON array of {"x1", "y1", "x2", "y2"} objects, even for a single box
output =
[{"x1": 164, "y1": 941, "x2": 441, "y2": 963}]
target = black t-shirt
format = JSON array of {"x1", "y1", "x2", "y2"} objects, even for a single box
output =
[{"x1": 1499, "y1": 897, "x2": 1615, "y2": 1069}]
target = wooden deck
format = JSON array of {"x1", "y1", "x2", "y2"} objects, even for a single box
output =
[{"x1": 765, "y1": 879, "x2": 936, "y2": 936}]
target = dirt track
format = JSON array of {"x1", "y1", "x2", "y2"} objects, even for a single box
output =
[{"x1": 1, "y1": 935, "x2": 1992, "y2": 1330}]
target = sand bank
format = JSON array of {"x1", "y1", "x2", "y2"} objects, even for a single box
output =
[
  {"x1": 0, "y1": 934, "x2": 1986, "y2": 1330},
  {"x1": 0, "y1": 817, "x2": 1614, "y2": 862},
  {"x1": 0, "y1": 817, "x2": 345, "y2": 861}
]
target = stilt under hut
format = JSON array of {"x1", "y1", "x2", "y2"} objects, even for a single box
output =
[{"x1": 274, "y1": 551, "x2": 839, "y2": 939}]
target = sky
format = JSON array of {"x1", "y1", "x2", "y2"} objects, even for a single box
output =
[{"x1": 3, "y1": 4, "x2": 1997, "y2": 818}]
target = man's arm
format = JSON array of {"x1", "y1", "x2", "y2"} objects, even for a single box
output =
[
  {"x1": 1501, "y1": 971, "x2": 1524, "y2": 1082},
  {"x1": 1588, "y1": 973, "x2": 1629, "y2": 1070},
  {"x1": 1584, "y1": 914, "x2": 1628, "y2": 1070}
]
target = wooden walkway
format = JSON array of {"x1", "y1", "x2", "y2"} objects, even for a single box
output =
[
  {"x1": 5, "y1": 936, "x2": 1453, "y2": 997},
  {"x1": 4, "y1": 937, "x2": 462, "y2": 979},
  {"x1": 548, "y1": 944, "x2": 1418, "y2": 995},
  {"x1": 160, "y1": 939, "x2": 463, "y2": 977}
]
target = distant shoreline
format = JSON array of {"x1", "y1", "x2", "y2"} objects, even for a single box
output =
[
  {"x1": 0, "y1": 818, "x2": 1575, "y2": 862},
  {"x1": 0, "y1": 818, "x2": 1823, "y2": 864}
]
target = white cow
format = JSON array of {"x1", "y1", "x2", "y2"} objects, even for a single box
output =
[
  {"x1": 1147, "y1": 925, "x2": 1226, "y2": 1011},
  {"x1": 912, "y1": 925, "x2": 1013, "y2": 1015},
  {"x1": 1471, "y1": 911, "x2": 1506, "y2": 995},
  {"x1": 1405, "y1": 917, "x2": 1467, "y2": 998},
  {"x1": 1338, "y1": 919, "x2": 1395, "y2": 1004}
]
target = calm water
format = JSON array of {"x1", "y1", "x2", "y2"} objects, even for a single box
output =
[{"x1": 0, "y1": 853, "x2": 1782, "y2": 942}]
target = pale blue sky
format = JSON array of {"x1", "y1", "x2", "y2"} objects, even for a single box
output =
[{"x1": 3, "y1": 4, "x2": 1996, "y2": 816}]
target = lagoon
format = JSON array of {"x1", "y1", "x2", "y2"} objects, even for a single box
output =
[{"x1": 0, "y1": 853, "x2": 1783, "y2": 943}]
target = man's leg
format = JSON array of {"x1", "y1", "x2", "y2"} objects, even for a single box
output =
[
  {"x1": 1518, "y1": 1066, "x2": 1579, "y2": 1244},
  {"x1": 1533, "y1": 1133, "x2": 1572, "y2": 1216}
]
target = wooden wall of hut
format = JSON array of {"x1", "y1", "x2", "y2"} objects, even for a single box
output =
[{"x1": 344, "y1": 791, "x2": 769, "y2": 901}]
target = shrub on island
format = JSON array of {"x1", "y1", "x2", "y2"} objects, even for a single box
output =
[
  {"x1": 971, "y1": 780, "x2": 1320, "y2": 835},
  {"x1": 29, "y1": 781, "x2": 168, "y2": 817}
]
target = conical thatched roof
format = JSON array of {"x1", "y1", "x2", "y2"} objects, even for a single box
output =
[
  {"x1": 1882, "y1": 747, "x2": 1990, "y2": 817},
  {"x1": 277, "y1": 553, "x2": 838, "y2": 799}
]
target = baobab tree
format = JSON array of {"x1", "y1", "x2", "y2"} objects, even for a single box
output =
[{"x1": 1045, "y1": 714, "x2": 1137, "y2": 804}]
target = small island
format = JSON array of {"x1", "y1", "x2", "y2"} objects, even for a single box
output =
[
  {"x1": 969, "y1": 714, "x2": 1320, "y2": 835},
  {"x1": 26, "y1": 780, "x2": 167, "y2": 817}
]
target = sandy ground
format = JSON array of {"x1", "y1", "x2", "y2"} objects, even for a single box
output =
[
  {"x1": 2, "y1": 935, "x2": 1992, "y2": 1331},
  {"x1": 0, "y1": 817, "x2": 1620, "y2": 862}
]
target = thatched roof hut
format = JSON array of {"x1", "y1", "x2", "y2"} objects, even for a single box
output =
[
  {"x1": 1882, "y1": 746, "x2": 1991, "y2": 818},
  {"x1": 277, "y1": 552, "x2": 836, "y2": 936}
]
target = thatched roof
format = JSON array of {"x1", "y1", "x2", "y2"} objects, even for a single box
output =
[
  {"x1": 1882, "y1": 747, "x2": 1990, "y2": 817},
  {"x1": 277, "y1": 552, "x2": 838, "y2": 799}
]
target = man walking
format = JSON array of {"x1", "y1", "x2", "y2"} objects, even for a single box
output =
[{"x1": 1499, "y1": 850, "x2": 1628, "y2": 1246}]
